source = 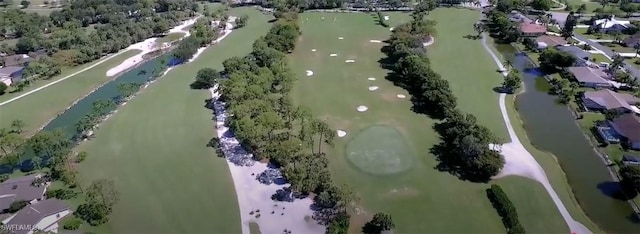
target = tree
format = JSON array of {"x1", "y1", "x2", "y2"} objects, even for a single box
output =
[
  {"x1": 502, "y1": 70, "x2": 522, "y2": 93},
  {"x1": 561, "y1": 13, "x2": 577, "y2": 40},
  {"x1": 0, "y1": 82, "x2": 7, "y2": 95},
  {"x1": 538, "y1": 49, "x2": 576, "y2": 72},
  {"x1": 474, "y1": 21, "x2": 485, "y2": 38},
  {"x1": 598, "y1": 0, "x2": 609, "y2": 8},
  {"x1": 577, "y1": 4, "x2": 587, "y2": 15},
  {"x1": 609, "y1": 54, "x2": 625, "y2": 72},
  {"x1": 192, "y1": 68, "x2": 221, "y2": 89},
  {"x1": 32, "y1": 156, "x2": 42, "y2": 172},
  {"x1": 0, "y1": 130, "x2": 23, "y2": 158},
  {"x1": 10, "y1": 119, "x2": 25, "y2": 134},
  {"x1": 20, "y1": 0, "x2": 29, "y2": 8},
  {"x1": 28, "y1": 129, "x2": 72, "y2": 167},
  {"x1": 86, "y1": 179, "x2": 119, "y2": 211},
  {"x1": 236, "y1": 14, "x2": 249, "y2": 28},
  {"x1": 362, "y1": 212, "x2": 395, "y2": 234},
  {"x1": 116, "y1": 83, "x2": 141, "y2": 101},
  {"x1": 326, "y1": 211, "x2": 350, "y2": 234},
  {"x1": 619, "y1": 165, "x2": 640, "y2": 195}
]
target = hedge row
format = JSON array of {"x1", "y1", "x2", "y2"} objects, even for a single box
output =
[{"x1": 486, "y1": 184, "x2": 526, "y2": 234}]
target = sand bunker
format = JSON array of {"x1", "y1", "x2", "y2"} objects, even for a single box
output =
[
  {"x1": 311, "y1": 49, "x2": 317, "y2": 52},
  {"x1": 389, "y1": 27, "x2": 394, "y2": 31},
  {"x1": 384, "y1": 16, "x2": 390, "y2": 21},
  {"x1": 368, "y1": 86, "x2": 379, "y2": 91},
  {"x1": 345, "y1": 60, "x2": 355, "y2": 63},
  {"x1": 368, "y1": 77, "x2": 376, "y2": 81},
  {"x1": 397, "y1": 94, "x2": 406, "y2": 99},
  {"x1": 330, "y1": 54, "x2": 338, "y2": 57},
  {"x1": 337, "y1": 130, "x2": 347, "y2": 138},
  {"x1": 306, "y1": 70, "x2": 314, "y2": 76},
  {"x1": 370, "y1": 40, "x2": 382, "y2": 43},
  {"x1": 338, "y1": 37, "x2": 344, "y2": 40},
  {"x1": 357, "y1": 105, "x2": 368, "y2": 112}
]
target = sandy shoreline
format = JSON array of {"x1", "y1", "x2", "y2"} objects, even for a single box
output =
[{"x1": 105, "y1": 18, "x2": 198, "y2": 77}]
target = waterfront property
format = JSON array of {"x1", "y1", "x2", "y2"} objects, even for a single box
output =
[
  {"x1": 566, "y1": 66, "x2": 612, "y2": 88},
  {"x1": 608, "y1": 113, "x2": 640, "y2": 150},
  {"x1": 0, "y1": 174, "x2": 49, "y2": 212},
  {"x1": 557, "y1": 45, "x2": 592, "y2": 66},
  {"x1": 581, "y1": 89, "x2": 640, "y2": 113},
  {"x1": 591, "y1": 16, "x2": 631, "y2": 33},
  {"x1": 519, "y1": 22, "x2": 547, "y2": 37},
  {"x1": 535, "y1": 35, "x2": 568, "y2": 49},
  {"x1": 1, "y1": 198, "x2": 71, "y2": 234}
]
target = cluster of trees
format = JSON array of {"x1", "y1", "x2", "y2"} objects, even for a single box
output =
[
  {"x1": 0, "y1": 0, "x2": 198, "y2": 93},
  {"x1": 485, "y1": 9, "x2": 520, "y2": 43},
  {"x1": 538, "y1": 48, "x2": 576, "y2": 72},
  {"x1": 502, "y1": 69, "x2": 522, "y2": 93},
  {"x1": 236, "y1": 14, "x2": 250, "y2": 28},
  {"x1": 486, "y1": 184, "x2": 526, "y2": 234},
  {"x1": 76, "y1": 179, "x2": 119, "y2": 225},
  {"x1": 205, "y1": 9, "x2": 355, "y2": 233},
  {"x1": 174, "y1": 16, "x2": 222, "y2": 62},
  {"x1": 75, "y1": 100, "x2": 117, "y2": 137},
  {"x1": 362, "y1": 212, "x2": 395, "y2": 234},
  {"x1": 382, "y1": 11, "x2": 505, "y2": 182}
]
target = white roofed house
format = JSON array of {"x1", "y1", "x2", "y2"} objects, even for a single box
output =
[{"x1": 591, "y1": 16, "x2": 631, "y2": 33}]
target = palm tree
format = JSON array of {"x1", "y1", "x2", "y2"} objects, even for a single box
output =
[{"x1": 633, "y1": 42, "x2": 640, "y2": 57}]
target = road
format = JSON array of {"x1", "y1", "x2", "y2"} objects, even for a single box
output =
[{"x1": 573, "y1": 33, "x2": 640, "y2": 79}]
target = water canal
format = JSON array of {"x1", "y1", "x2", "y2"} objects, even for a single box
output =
[{"x1": 494, "y1": 44, "x2": 639, "y2": 233}]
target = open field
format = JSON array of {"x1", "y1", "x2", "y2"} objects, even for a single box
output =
[
  {"x1": 74, "y1": 7, "x2": 271, "y2": 233},
  {"x1": 290, "y1": 9, "x2": 570, "y2": 233},
  {"x1": 0, "y1": 50, "x2": 140, "y2": 134}
]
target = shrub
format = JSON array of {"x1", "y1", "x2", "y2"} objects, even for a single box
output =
[
  {"x1": 486, "y1": 185, "x2": 526, "y2": 234},
  {"x1": 0, "y1": 174, "x2": 8, "y2": 182},
  {"x1": 75, "y1": 152, "x2": 88, "y2": 163},
  {"x1": 63, "y1": 217, "x2": 83, "y2": 230},
  {"x1": 46, "y1": 189, "x2": 78, "y2": 200},
  {"x1": 5, "y1": 200, "x2": 29, "y2": 213}
]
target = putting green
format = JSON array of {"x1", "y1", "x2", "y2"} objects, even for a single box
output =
[{"x1": 346, "y1": 125, "x2": 415, "y2": 175}]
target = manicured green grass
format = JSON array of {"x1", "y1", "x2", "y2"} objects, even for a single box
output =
[
  {"x1": 290, "y1": 9, "x2": 569, "y2": 233},
  {"x1": 601, "y1": 42, "x2": 635, "y2": 53},
  {"x1": 156, "y1": 32, "x2": 185, "y2": 43},
  {"x1": 74, "y1": 7, "x2": 272, "y2": 233},
  {"x1": 590, "y1": 53, "x2": 611, "y2": 63},
  {"x1": 564, "y1": 0, "x2": 601, "y2": 12},
  {"x1": 249, "y1": 222, "x2": 261, "y2": 234},
  {"x1": 0, "y1": 50, "x2": 140, "y2": 135}
]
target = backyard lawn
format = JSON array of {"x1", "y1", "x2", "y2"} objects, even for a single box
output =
[
  {"x1": 74, "y1": 7, "x2": 271, "y2": 233},
  {"x1": 0, "y1": 50, "x2": 140, "y2": 135},
  {"x1": 290, "y1": 8, "x2": 571, "y2": 233}
]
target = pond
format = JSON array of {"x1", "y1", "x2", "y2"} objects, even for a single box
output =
[{"x1": 494, "y1": 44, "x2": 640, "y2": 233}]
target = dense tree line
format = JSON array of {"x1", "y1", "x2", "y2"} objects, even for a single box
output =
[
  {"x1": 0, "y1": 0, "x2": 198, "y2": 95},
  {"x1": 382, "y1": 9, "x2": 504, "y2": 182},
  {"x1": 486, "y1": 184, "x2": 526, "y2": 234},
  {"x1": 206, "y1": 10, "x2": 355, "y2": 233},
  {"x1": 174, "y1": 16, "x2": 222, "y2": 62},
  {"x1": 362, "y1": 212, "x2": 395, "y2": 233},
  {"x1": 485, "y1": 9, "x2": 520, "y2": 43}
]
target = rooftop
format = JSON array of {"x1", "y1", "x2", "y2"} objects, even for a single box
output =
[
  {"x1": 519, "y1": 22, "x2": 546, "y2": 34},
  {"x1": 0, "y1": 174, "x2": 47, "y2": 212},
  {"x1": 583, "y1": 89, "x2": 640, "y2": 111},
  {"x1": 593, "y1": 16, "x2": 631, "y2": 29},
  {"x1": 0, "y1": 66, "x2": 24, "y2": 76},
  {"x1": 611, "y1": 113, "x2": 640, "y2": 142},
  {"x1": 536, "y1": 35, "x2": 568, "y2": 47},
  {"x1": 567, "y1": 66, "x2": 610, "y2": 84},
  {"x1": 557, "y1": 45, "x2": 591, "y2": 60},
  {"x1": 4, "y1": 199, "x2": 70, "y2": 234}
]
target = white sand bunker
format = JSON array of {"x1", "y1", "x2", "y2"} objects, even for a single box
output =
[
  {"x1": 370, "y1": 40, "x2": 382, "y2": 43},
  {"x1": 368, "y1": 77, "x2": 376, "y2": 81},
  {"x1": 384, "y1": 16, "x2": 390, "y2": 21},
  {"x1": 311, "y1": 49, "x2": 317, "y2": 52},
  {"x1": 338, "y1": 37, "x2": 344, "y2": 40},
  {"x1": 397, "y1": 94, "x2": 406, "y2": 99},
  {"x1": 357, "y1": 105, "x2": 368, "y2": 112},
  {"x1": 330, "y1": 54, "x2": 338, "y2": 57},
  {"x1": 345, "y1": 60, "x2": 355, "y2": 63},
  {"x1": 389, "y1": 27, "x2": 394, "y2": 31},
  {"x1": 306, "y1": 70, "x2": 314, "y2": 76},
  {"x1": 368, "y1": 86, "x2": 379, "y2": 91},
  {"x1": 337, "y1": 130, "x2": 347, "y2": 137}
]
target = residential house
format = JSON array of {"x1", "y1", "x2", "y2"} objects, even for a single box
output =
[
  {"x1": 1, "y1": 54, "x2": 32, "y2": 67},
  {"x1": 1, "y1": 199, "x2": 71, "y2": 234},
  {"x1": 609, "y1": 113, "x2": 640, "y2": 150},
  {"x1": 623, "y1": 32, "x2": 640, "y2": 47},
  {"x1": 622, "y1": 154, "x2": 640, "y2": 165},
  {"x1": 0, "y1": 66, "x2": 25, "y2": 86},
  {"x1": 519, "y1": 22, "x2": 546, "y2": 37},
  {"x1": 557, "y1": 45, "x2": 592, "y2": 66},
  {"x1": 582, "y1": 89, "x2": 640, "y2": 113},
  {"x1": 567, "y1": 66, "x2": 613, "y2": 88},
  {"x1": 592, "y1": 16, "x2": 631, "y2": 33},
  {"x1": 536, "y1": 35, "x2": 567, "y2": 50},
  {"x1": 0, "y1": 174, "x2": 49, "y2": 213}
]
